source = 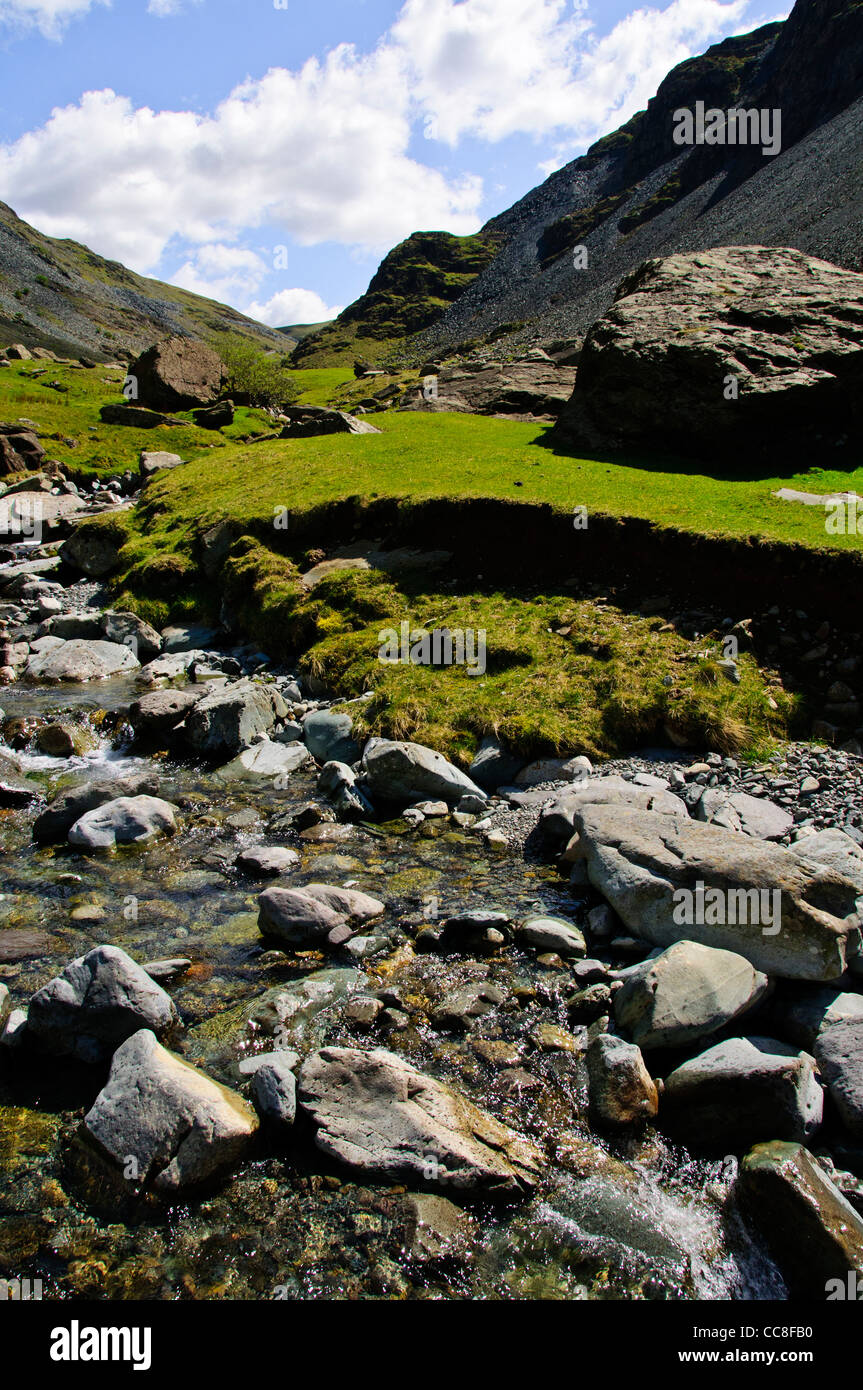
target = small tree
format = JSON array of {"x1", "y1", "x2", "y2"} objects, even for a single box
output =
[{"x1": 216, "y1": 334, "x2": 299, "y2": 410}]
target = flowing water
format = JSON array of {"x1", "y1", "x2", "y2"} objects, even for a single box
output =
[{"x1": 0, "y1": 675, "x2": 786, "y2": 1302}]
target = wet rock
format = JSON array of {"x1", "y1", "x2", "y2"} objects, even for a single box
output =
[
  {"x1": 83, "y1": 1028, "x2": 257, "y2": 1194},
  {"x1": 302, "y1": 708, "x2": 359, "y2": 765},
  {"x1": 33, "y1": 773, "x2": 160, "y2": 843},
  {"x1": 34, "y1": 723, "x2": 92, "y2": 758},
  {"x1": 401, "y1": 1193, "x2": 478, "y2": 1260},
  {"x1": 0, "y1": 981, "x2": 9, "y2": 1032},
  {"x1": 0, "y1": 750, "x2": 39, "y2": 805},
  {"x1": 26, "y1": 638, "x2": 140, "y2": 682},
  {"x1": 246, "y1": 967, "x2": 361, "y2": 1053},
  {"x1": 567, "y1": 983, "x2": 614, "y2": 1023},
  {"x1": 68, "y1": 795, "x2": 178, "y2": 849},
  {"x1": 569, "y1": 805, "x2": 861, "y2": 981},
  {"x1": 587, "y1": 1033, "x2": 659, "y2": 1127},
  {"x1": 258, "y1": 883, "x2": 383, "y2": 947},
  {"x1": 249, "y1": 1053, "x2": 297, "y2": 1130},
  {"x1": 235, "y1": 846, "x2": 300, "y2": 877},
  {"x1": 662, "y1": 1036, "x2": 823, "y2": 1150},
  {"x1": 431, "y1": 981, "x2": 505, "y2": 1032},
  {"x1": 142, "y1": 959, "x2": 192, "y2": 985},
  {"x1": 299, "y1": 1046, "x2": 542, "y2": 1197},
  {"x1": 518, "y1": 915, "x2": 586, "y2": 957},
  {"x1": 424, "y1": 910, "x2": 512, "y2": 955},
  {"x1": 27, "y1": 945, "x2": 178, "y2": 1062},
  {"x1": 613, "y1": 941, "x2": 769, "y2": 1050},
  {"x1": 737, "y1": 1141, "x2": 863, "y2": 1298},
  {"x1": 815, "y1": 1018, "x2": 863, "y2": 1137},
  {"x1": 184, "y1": 681, "x2": 287, "y2": 758},
  {"x1": 361, "y1": 738, "x2": 487, "y2": 807}
]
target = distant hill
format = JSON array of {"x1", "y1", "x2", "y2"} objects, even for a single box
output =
[
  {"x1": 0, "y1": 200, "x2": 285, "y2": 360},
  {"x1": 291, "y1": 230, "x2": 501, "y2": 367},
  {"x1": 277, "y1": 321, "x2": 333, "y2": 346}
]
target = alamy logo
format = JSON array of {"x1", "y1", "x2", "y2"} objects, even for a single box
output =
[
  {"x1": 0, "y1": 1277, "x2": 43, "y2": 1300},
  {"x1": 672, "y1": 880, "x2": 781, "y2": 936},
  {"x1": 673, "y1": 102, "x2": 781, "y2": 156},
  {"x1": 50, "y1": 1321, "x2": 152, "y2": 1372},
  {"x1": 0, "y1": 494, "x2": 43, "y2": 542},
  {"x1": 825, "y1": 497, "x2": 862, "y2": 535},
  {"x1": 826, "y1": 1272, "x2": 863, "y2": 1299},
  {"x1": 378, "y1": 621, "x2": 486, "y2": 676}
]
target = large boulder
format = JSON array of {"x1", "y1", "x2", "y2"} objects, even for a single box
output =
[
  {"x1": 26, "y1": 945, "x2": 178, "y2": 1062},
  {"x1": 129, "y1": 688, "x2": 202, "y2": 741},
  {"x1": 33, "y1": 774, "x2": 160, "y2": 843},
  {"x1": 25, "y1": 639, "x2": 140, "y2": 682},
  {"x1": 83, "y1": 1029, "x2": 257, "y2": 1193},
  {"x1": 587, "y1": 1033, "x2": 659, "y2": 1127},
  {"x1": 216, "y1": 740, "x2": 312, "y2": 784},
  {"x1": 736, "y1": 1142, "x2": 863, "y2": 1298},
  {"x1": 60, "y1": 523, "x2": 126, "y2": 578},
  {"x1": 553, "y1": 247, "x2": 863, "y2": 464},
  {"x1": 302, "y1": 709, "x2": 359, "y2": 765},
  {"x1": 568, "y1": 805, "x2": 861, "y2": 981},
  {"x1": 361, "y1": 738, "x2": 486, "y2": 807},
  {"x1": 128, "y1": 337, "x2": 223, "y2": 412},
  {"x1": 184, "y1": 681, "x2": 287, "y2": 758},
  {"x1": 661, "y1": 1036, "x2": 823, "y2": 1150},
  {"x1": 298, "y1": 1047, "x2": 542, "y2": 1197},
  {"x1": 101, "y1": 611, "x2": 162, "y2": 661},
  {"x1": 613, "y1": 940, "x2": 769, "y2": 1050},
  {"x1": 67, "y1": 795, "x2": 178, "y2": 849}
]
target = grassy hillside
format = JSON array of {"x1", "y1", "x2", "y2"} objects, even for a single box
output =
[
  {"x1": 0, "y1": 200, "x2": 284, "y2": 361},
  {"x1": 292, "y1": 231, "x2": 502, "y2": 368}
]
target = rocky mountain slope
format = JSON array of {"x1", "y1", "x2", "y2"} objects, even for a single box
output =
[
  {"x1": 0, "y1": 200, "x2": 285, "y2": 361},
  {"x1": 415, "y1": 0, "x2": 863, "y2": 357},
  {"x1": 300, "y1": 0, "x2": 862, "y2": 367}
]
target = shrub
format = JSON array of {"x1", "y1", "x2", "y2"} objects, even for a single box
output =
[{"x1": 215, "y1": 334, "x2": 300, "y2": 410}]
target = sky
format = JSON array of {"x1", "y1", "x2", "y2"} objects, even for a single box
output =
[{"x1": 0, "y1": 0, "x2": 790, "y2": 328}]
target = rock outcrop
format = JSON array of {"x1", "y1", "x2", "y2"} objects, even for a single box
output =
[
  {"x1": 128, "y1": 337, "x2": 224, "y2": 412},
  {"x1": 553, "y1": 247, "x2": 863, "y2": 464}
]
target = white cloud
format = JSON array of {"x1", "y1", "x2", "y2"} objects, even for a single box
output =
[
  {"x1": 147, "y1": 0, "x2": 202, "y2": 15},
  {"x1": 246, "y1": 288, "x2": 344, "y2": 327},
  {"x1": 393, "y1": 0, "x2": 755, "y2": 149},
  {"x1": 0, "y1": 0, "x2": 109, "y2": 40},
  {"x1": 171, "y1": 243, "x2": 270, "y2": 302},
  {"x1": 0, "y1": 45, "x2": 483, "y2": 272}
]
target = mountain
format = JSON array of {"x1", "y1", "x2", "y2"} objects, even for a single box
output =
[
  {"x1": 298, "y1": 0, "x2": 863, "y2": 367},
  {"x1": 0, "y1": 200, "x2": 285, "y2": 361},
  {"x1": 291, "y1": 230, "x2": 501, "y2": 366}
]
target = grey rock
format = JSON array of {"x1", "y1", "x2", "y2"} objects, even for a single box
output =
[
  {"x1": 569, "y1": 805, "x2": 861, "y2": 981},
  {"x1": 431, "y1": 981, "x2": 504, "y2": 1032},
  {"x1": 83, "y1": 1028, "x2": 257, "y2": 1193},
  {"x1": 217, "y1": 740, "x2": 312, "y2": 783},
  {"x1": 161, "y1": 625, "x2": 221, "y2": 653},
  {"x1": 468, "y1": 736, "x2": 525, "y2": 791},
  {"x1": 246, "y1": 968, "x2": 361, "y2": 1052},
  {"x1": 587, "y1": 1033, "x2": 659, "y2": 1126},
  {"x1": 185, "y1": 681, "x2": 287, "y2": 757},
  {"x1": 0, "y1": 750, "x2": 39, "y2": 805},
  {"x1": 302, "y1": 708, "x2": 359, "y2": 764},
  {"x1": 815, "y1": 1018, "x2": 863, "y2": 1137},
  {"x1": 695, "y1": 788, "x2": 793, "y2": 840},
  {"x1": 769, "y1": 987, "x2": 863, "y2": 1050},
  {"x1": 795, "y1": 828, "x2": 863, "y2": 898},
  {"x1": 298, "y1": 1046, "x2": 542, "y2": 1197},
  {"x1": 26, "y1": 638, "x2": 140, "y2": 682},
  {"x1": 250, "y1": 1053, "x2": 297, "y2": 1130},
  {"x1": 258, "y1": 882, "x2": 384, "y2": 946},
  {"x1": 129, "y1": 687, "x2": 202, "y2": 740},
  {"x1": 33, "y1": 773, "x2": 160, "y2": 843},
  {"x1": 235, "y1": 846, "x2": 300, "y2": 877},
  {"x1": 362, "y1": 737, "x2": 487, "y2": 806},
  {"x1": 101, "y1": 611, "x2": 162, "y2": 661},
  {"x1": 542, "y1": 775, "x2": 688, "y2": 841},
  {"x1": 737, "y1": 1141, "x2": 863, "y2": 1298},
  {"x1": 139, "y1": 450, "x2": 184, "y2": 479},
  {"x1": 662, "y1": 1036, "x2": 823, "y2": 1149},
  {"x1": 279, "y1": 406, "x2": 381, "y2": 437},
  {"x1": 27, "y1": 945, "x2": 178, "y2": 1062},
  {"x1": 68, "y1": 795, "x2": 178, "y2": 849},
  {"x1": 614, "y1": 940, "x2": 769, "y2": 1050},
  {"x1": 518, "y1": 915, "x2": 586, "y2": 957}
]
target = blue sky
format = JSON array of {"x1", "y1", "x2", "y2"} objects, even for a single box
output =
[{"x1": 0, "y1": 0, "x2": 789, "y2": 326}]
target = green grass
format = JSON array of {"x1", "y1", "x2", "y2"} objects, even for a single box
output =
[
  {"x1": 116, "y1": 410, "x2": 863, "y2": 553},
  {"x1": 291, "y1": 367, "x2": 359, "y2": 405}
]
